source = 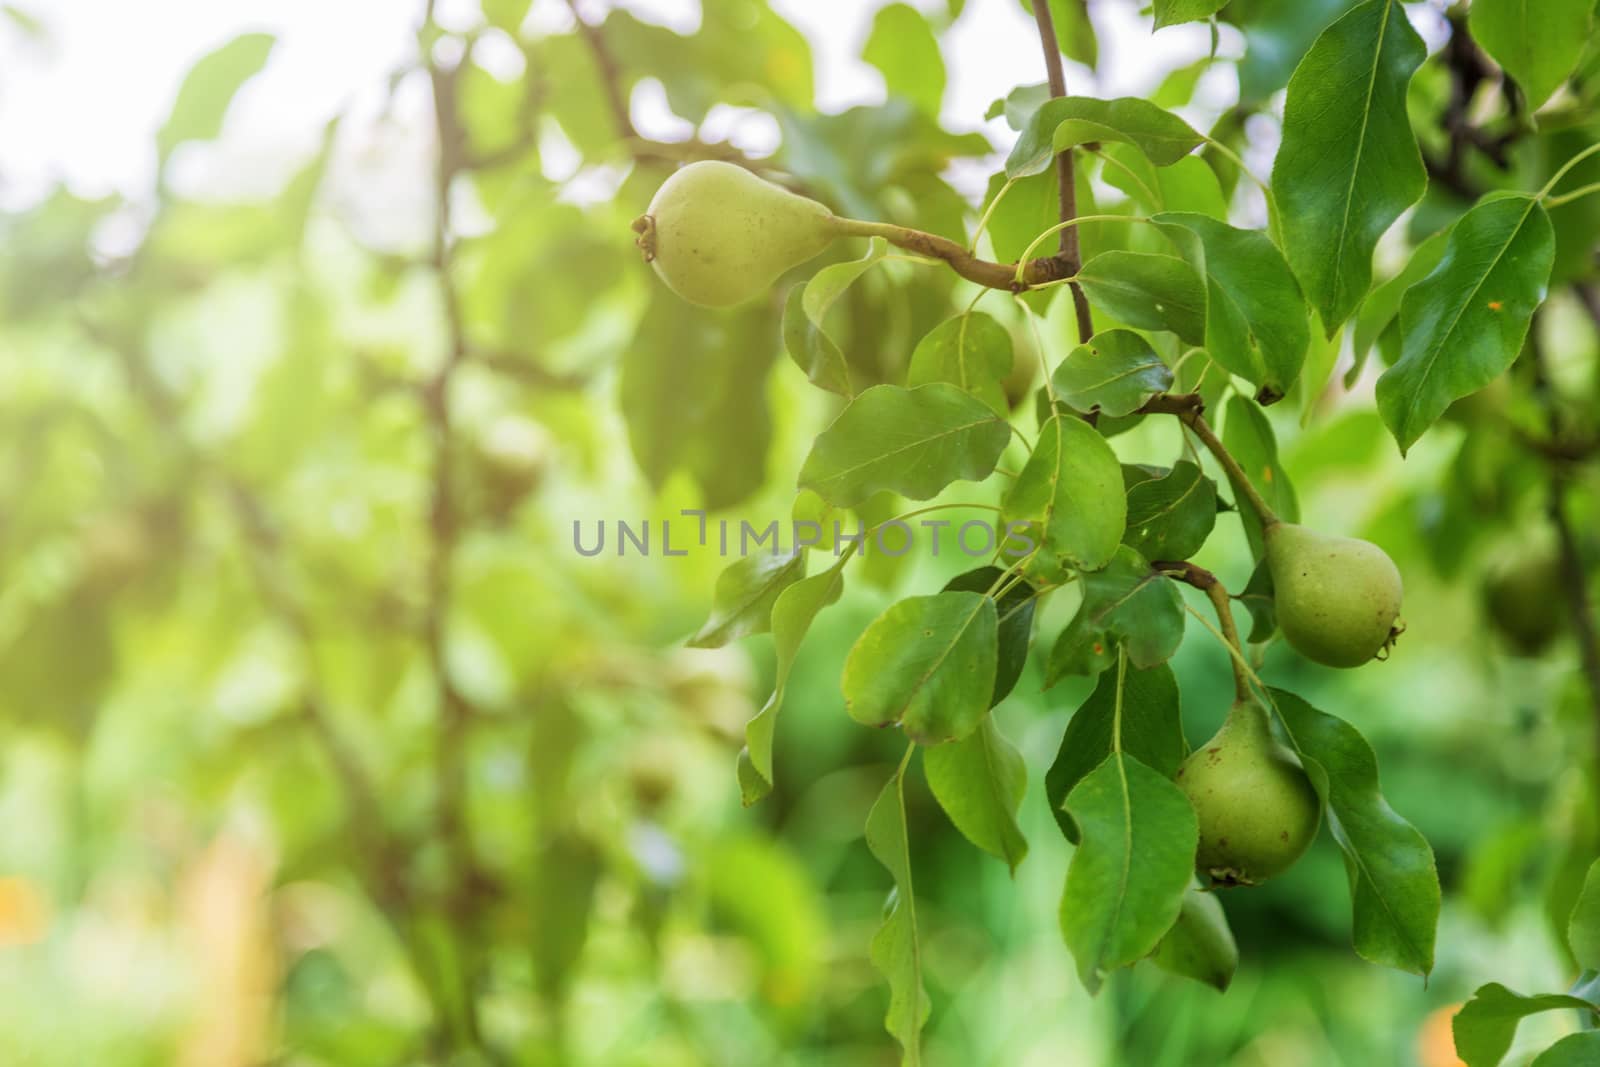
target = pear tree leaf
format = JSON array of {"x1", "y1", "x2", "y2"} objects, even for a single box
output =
[
  {"x1": 865, "y1": 753, "x2": 930, "y2": 1063},
  {"x1": 943, "y1": 566, "x2": 1037, "y2": 705},
  {"x1": 1007, "y1": 97, "x2": 1202, "y2": 179},
  {"x1": 1238, "y1": 558, "x2": 1277, "y2": 643},
  {"x1": 1568, "y1": 858, "x2": 1600, "y2": 970},
  {"x1": 1047, "y1": 546, "x2": 1185, "y2": 680},
  {"x1": 864, "y1": 4, "x2": 945, "y2": 118},
  {"x1": 1239, "y1": 0, "x2": 1362, "y2": 103},
  {"x1": 1046, "y1": 656, "x2": 1185, "y2": 843},
  {"x1": 1349, "y1": 226, "x2": 1448, "y2": 384},
  {"x1": 1153, "y1": 0, "x2": 1228, "y2": 29},
  {"x1": 907, "y1": 311, "x2": 1013, "y2": 415},
  {"x1": 925, "y1": 717, "x2": 1030, "y2": 872},
  {"x1": 737, "y1": 557, "x2": 848, "y2": 804},
  {"x1": 1075, "y1": 252, "x2": 1207, "y2": 346},
  {"x1": 1529, "y1": 1032, "x2": 1600, "y2": 1066},
  {"x1": 1098, "y1": 146, "x2": 1228, "y2": 218},
  {"x1": 1468, "y1": 0, "x2": 1594, "y2": 110},
  {"x1": 1021, "y1": 0, "x2": 1098, "y2": 68},
  {"x1": 783, "y1": 241, "x2": 885, "y2": 396},
  {"x1": 1003, "y1": 414, "x2": 1127, "y2": 575},
  {"x1": 1273, "y1": 0, "x2": 1427, "y2": 333},
  {"x1": 1051, "y1": 330, "x2": 1174, "y2": 417},
  {"x1": 1269, "y1": 688, "x2": 1440, "y2": 977},
  {"x1": 1152, "y1": 885, "x2": 1238, "y2": 991},
  {"x1": 843, "y1": 592, "x2": 998, "y2": 745},
  {"x1": 1123, "y1": 460, "x2": 1217, "y2": 563},
  {"x1": 690, "y1": 549, "x2": 806, "y2": 648},
  {"x1": 799, "y1": 383, "x2": 1011, "y2": 507},
  {"x1": 1451, "y1": 983, "x2": 1600, "y2": 1067},
  {"x1": 1375, "y1": 193, "x2": 1555, "y2": 455},
  {"x1": 1153, "y1": 212, "x2": 1309, "y2": 403},
  {"x1": 158, "y1": 33, "x2": 277, "y2": 163},
  {"x1": 1060, "y1": 750, "x2": 1198, "y2": 993},
  {"x1": 1222, "y1": 394, "x2": 1299, "y2": 561}
]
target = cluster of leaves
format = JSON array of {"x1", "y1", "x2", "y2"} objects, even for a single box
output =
[{"x1": 668, "y1": 0, "x2": 1600, "y2": 1062}]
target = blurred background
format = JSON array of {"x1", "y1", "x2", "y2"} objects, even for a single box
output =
[{"x1": 0, "y1": 0, "x2": 1596, "y2": 1064}]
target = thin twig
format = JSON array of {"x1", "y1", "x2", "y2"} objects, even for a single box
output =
[
  {"x1": 1156, "y1": 560, "x2": 1251, "y2": 702},
  {"x1": 1028, "y1": 0, "x2": 1093, "y2": 343}
]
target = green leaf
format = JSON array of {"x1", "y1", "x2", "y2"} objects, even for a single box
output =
[
  {"x1": 1154, "y1": 0, "x2": 1227, "y2": 28},
  {"x1": 1098, "y1": 147, "x2": 1228, "y2": 218},
  {"x1": 1075, "y1": 252, "x2": 1207, "y2": 346},
  {"x1": 1349, "y1": 225, "x2": 1448, "y2": 383},
  {"x1": 1007, "y1": 97, "x2": 1202, "y2": 179},
  {"x1": 1530, "y1": 1032, "x2": 1600, "y2": 1066},
  {"x1": 1452, "y1": 983, "x2": 1599, "y2": 1067},
  {"x1": 531, "y1": 831, "x2": 601, "y2": 998},
  {"x1": 1222, "y1": 395, "x2": 1299, "y2": 561},
  {"x1": 1469, "y1": 0, "x2": 1594, "y2": 110},
  {"x1": 1003, "y1": 414, "x2": 1127, "y2": 574},
  {"x1": 1152, "y1": 886, "x2": 1238, "y2": 991},
  {"x1": 864, "y1": 4, "x2": 945, "y2": 118},
  {"x1": 1051, "y1": 330, "x2": 1175, "y2": 417},
  {"x1": 1238, "y1": 0, "x2": 1362, "y2": 103},
  {"x1": 943, "y1": 566, "x2": 1037, "y2": 706},
  {"x1": 907, "y1": 311, "x2": 1013, "y2": 415},
  {"x1": 1568, "y1": 858, "x2": 1600, "y2": 969},
  {"x1": 783, "y1": 241, "x2": 884, "y2": 396},
  {"x1": 1047, "y1": 546, "x2": 1185, "y2": 680},
  {"x1": 865, "y1": 754, "x2": 930, "y2": 1064},
  {"x1": 925, "y1": 717, "x2": 1030, "y2": 872},
  {"x1": 1060, "y1": 752, "x2": 1198, "y2": 993},
  {"x1": 1273, "y1": 0, "x2": 1426, "y2": 332},
  {"x1": 1026, "y1": 0, "x2": 1098, "y2": 68},
  {"x1": 1375, "y1": 194, "x2": 1555, "y2": 455},
  {"x1": 843, "y1": 592, "x2": 999, "y2": 745},
  {"x1": 1124, "y1": 460, "x2": 1217, "y2": 562},
  {"x1": 738, "y1": 558, "x2": 847, "y2": 804},
  {"x1": 1270, "y1": 688, "x2": 1440, "y2": 977},
  {"x1": 158, "y1": 33, "x2": 277, "y2": 163},
  {"x1": 1046, "y1": 656, "x2": 1186, "y2": 843},
  {"x1": 1239, "y1": 558, "x2": 1277, "y2": 642},
  {"x1": 1153, "y1": 212, "x2": 1309, "y2": 403},
  {"x1": 799, "y1": 383, "x2": 1011, "y2": 507},
  {"x1": 690, "y1": 550, "x2": 806, "y2": 648}
]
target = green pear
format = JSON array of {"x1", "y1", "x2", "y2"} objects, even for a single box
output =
[
  {"x1": 634, "y1": 160, "x2": 838, "y2": 307},
  {"x1": 1482, "y1": 544, "x2": 1565, "y2": 656},
  {"x1": 1266, "y1": 521, "x2": 1403, "y2": 668},
  {"x1": 1177, "y1": 701, "x2": 1321, "y2": 887}
]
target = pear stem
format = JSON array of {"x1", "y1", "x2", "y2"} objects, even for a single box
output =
[
  {"x1": 1179, "y1": 411, "x2": 1281, "y2": 530},
  {"x1": 829, "y1": 217, "x2": 1075, "y2": 292},
  {"x1": 1156, "y1": 561, "x2": 1253, "y2": 702}
]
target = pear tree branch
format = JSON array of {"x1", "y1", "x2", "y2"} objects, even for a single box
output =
[
  {"x1": 1156, "y1": 560, "x2": 1252, "y2": 702},
  {"x1": 1028, "y1": 0, "x2": 1093, "y2": 343}
]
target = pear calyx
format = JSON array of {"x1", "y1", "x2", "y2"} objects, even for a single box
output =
[
  {"x1": 1265, "y1": 521, "x2": 1403, "y2": 668},
  {"x1": 1176, "y1": 701, "x2": 1321, "y2": 888}
]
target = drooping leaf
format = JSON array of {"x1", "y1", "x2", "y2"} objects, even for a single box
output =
[
  {"x1": 1238, "y1": 558, "x2": 1276, "y2": 642},
  {"x1": 1152, "y1": 886, "x2": 1238, "y2": 991},
  {"x1": 943, "y1": 566, "x2": 1037, "y2": 705},
  {"x1": 1153, "y1": 212, "x2": 1309, "y2": 402},
  {"x1": 1046, "y1": 656, "x2": 1186, "y2": 842},
  {"x1": 1003, "y1": 414, "x2": 1127, "y2": 575},
  {"x1": 1529, "y1": 1032, "x2": 1600, "y2": 1066},
  {"x1": 1075, "y1": 252, "x2": 1207, "y2": 346},
  {"x1": 738, "y1": 558, "x2": 848, "y2": 804},
  {"x1": 1468, "y1": 0, "x2": 1594, "y2": 110},
  {"x1": 843, "y1": 592, "x2": 999, "y2": 745},
  {"x1": 1153, "y1": 0, "x2": 1228, "y2": 29},
  {"x1": 783, "y1": 242, "x2": 885, "y2": 396},
  {"x1": 1047, "y1": 546, "x2": 1185, "y2": 680},
  {"x1": 1568, "y1": 858, "x2": 1600, "y2": 970},
  {"x1": 865, "y1": 754, "x2": 930, "y2": 1063},
  {"x1": 864, "y1": 4, "x2": 945, "y2": 118},
  {"x1": 531, "y1": 831, "x2": 602, "y2": 998},
  {"x1": 1123, "y1": 460, "x2": 1217, "y2": 562},
  {"x1": 799, "y1": 383, "x2": 1011, "y2": 507},
  {"x1": 1375, "y1": 193, "x2": 1555, "y2": 455},
  {"x1": 690, "y1": 550, "x2": 807, "y2": 648},
  {"x1": 907, "y1": 311, "x2": 1013, "y2": 414},
  {"x1": 158, "y1": 33, "x2": 277, "y2": 163},
  {"x1": 1060, "y1": 752, "x2": 1198, "y2": 993},
  {"x1": 1451, "y1": 983, "x2": 1599, "y2": 1067},
  {"x1": 926, "y1": 717, "x2": 1030, "y2": 872},
  {"x1": 1051, "y1": 330, "x2": 1175, "y2": 417},
  {"x1": 1221, "y1": 394, "x2": 1299, "y2": 561},
  {"x1": 1007, "y1": 97, "x2": 1202, "y2": 179},
  {"x1": 1270, "y1": 688, "x2": 1440, "y2": 977},
  {"x1": 1273, "y1": 0, "x2": 1426, "y2": 333}
]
